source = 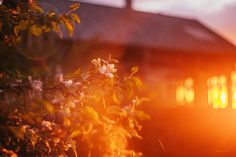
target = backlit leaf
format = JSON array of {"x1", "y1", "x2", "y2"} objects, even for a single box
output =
[
  {"x1": 30, "y1": 25, "x2": 42, "y2": 37},
  {"x1": 112, "y1": 88, "x2": 123, "y2": 104},
  {"x1": 81, "y1": 106, "x2": 99, "y2": 122},
  {"x1": 70, "y1": 13, "x2": 80, "y2": 24},
  {"x1": 44, "y1": 101, "x2": 55, "y2": 114},
  {"x1": 131, "y1": 77, "x2": 143, "y2": 90},
  {"x1": 69, "y1": 3, "x2": 80, "y2": 11},
  {"x1": 131, "y1": 66, "x2": 139, "y2": 76},
  {"x1": 30, "y1": 3, "x2": 43, "y2": 13},
  {"x1": 9, "y1": 126, "x2": 26, "y2": 140},
  {"x1": 69, "y1": 130, "x2": 82, "y2": 139}
]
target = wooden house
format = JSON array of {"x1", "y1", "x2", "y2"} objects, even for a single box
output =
[{"x1": 41, "y1": 0, "x2": 236, "y2": 109}]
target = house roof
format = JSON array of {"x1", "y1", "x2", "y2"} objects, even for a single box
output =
[{"x1": 41, "y1": 0, "x2": 236, "y2": 53}]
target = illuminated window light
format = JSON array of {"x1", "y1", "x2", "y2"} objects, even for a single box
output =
[
  {"x1": 231, "y1": 71, "x2": 236, "y2": 109},
  {"x1": 176, "y1": 78, "x2": 195, "y2": 105},
  {"x1": 207, "y1": 75, "x2": 228, "y2": 109}
]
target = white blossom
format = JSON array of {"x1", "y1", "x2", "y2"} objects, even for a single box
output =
[
  {"x1": 64, "y1": 80, "x2": 73, "y2": 87},
  {"x1": 92, "y1": 58, "x2": 101, "y2": 66},
  {"x1": 15, "y1": 79, "x2": 22, "y2": 84},
  {"x1": 99, "y1": 63, "x2": 117, "y2": 78},
  {"x1": 31, "y1": 80, "x2": 43, "y2": 92},
  {"x1": 63, "y1": 80, "x2": 80, "y2": 87},
  {"x1": 42, "y1": 120, "x2": 53, "y2": 130},
  {"x1": 27, "y1": 76, "x2": 32, "y2": 81},
  {"x1": 81, "y1": 73, "x2": 90, "y2": 80}
]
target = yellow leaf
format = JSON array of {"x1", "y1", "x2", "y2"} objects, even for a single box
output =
[
  {"x1": 64, "y1": 118, "x2": 71, "y2": 126},
  {"x1": 107, "y1": 106, "x2": 127, "y2": 117},
  {"x1": 44, "y1": 101, "x2": 55, "y2": 114},
  {"x1": 124, "y1": 81, "x2": 134, "y2": 99},
  {"x1": 131, "y1": 66, "x2": 139, "y2": 75},
  {"x1": 70, "y1": 13, "x2": 80, "y2": 24},
  {"x1": 133, "y1": 110, "x2": 151, "y2": 121},
  {"x1": 48, "y1": 12, "x2": 56, "y2": 17},
  {"x1": 131, "y1": 77, "x2": 143, "y2": 90},
  {"x1": 30, "y1": 3, "x2": 43, "y2": 13},
  {"x1": 51, "y1": 21, "x2": 63, "y2": 38},
  {"x1": 30, "y1": 25, "x2": 42, "y2": 37},
  {"x1": 14, "y1": 25, "x2": 20, "y2": 36},
  {"x1": 65, "y1": 21, "x2": 73, "y2": 36},
  {"x1": 112, "y1": 88, "x2": 123, "y2": 104},
  {"x1": 60, "y1": 16, "x2": 74, "y2": 36},
  {"x1": 18, "y1": 20, "x2": 30, "y2": 30},
  {"x1": 69, "y1": 3, "x2": 80, "y2": 11},
  {"x1": 69, "y1": 130, "x2": 82, "y2": 139},
  {"x1": 81, "y1": 106, "x2": 99, "y2": 122},
  {"x1": 9, "y1": 126, "x2": 26, "y2": 140}
]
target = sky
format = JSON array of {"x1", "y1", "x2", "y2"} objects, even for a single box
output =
[{"x1": 78, "y1": 0, "x2": 236, "y2": 45}]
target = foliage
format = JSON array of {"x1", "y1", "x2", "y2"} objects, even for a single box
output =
[
  {"x1": 0, "y1": 0, "x2": 80, "y2": 76},
  {"x1": 0, "y1": 57, "x2": 150, "y2": 156},
  {"x1": 0, "y1": 0, "x2": 80, "y2": 45},
  {"x1": 0, "y1": 1, "x2": 149, "y2": 156}
]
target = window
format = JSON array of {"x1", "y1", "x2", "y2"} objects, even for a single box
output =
[
  {"x1": 176, "y1": 78, "x2": 195, "y2": 105},
  {"x1": 207, "y1": 76, "x2": 228, "y2": 109},
  {"x1": 232, "y1": 71, "x2": 236, "y2": 109}
]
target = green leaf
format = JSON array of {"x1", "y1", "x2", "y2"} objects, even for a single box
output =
[
  {"x1": 70, "y1": 13, "x2": 80, "y2": 24},
  {"x1": 69, "y1": 3, "x2": 80, "y2": 11}
]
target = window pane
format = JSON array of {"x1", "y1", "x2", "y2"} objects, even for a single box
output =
[
  {"x1": 176, "y1": 78, "x2": 195, "y2": 105},
  {"x1": 231, "y1": 71, "x2": 236, "y2": 109},
  {"x1": 207, "y1": 75, "x2": 228, "y2": 109}
]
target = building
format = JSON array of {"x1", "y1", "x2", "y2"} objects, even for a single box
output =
[{"x1": 41, "y1": 0, "x2": 236, "y2": 109}]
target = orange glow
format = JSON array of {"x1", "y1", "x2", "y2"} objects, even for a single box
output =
[
  {"x1": 176, "y1": 78, "x2": 195, "y2": 105},
  {"x1": 231, "y1": 71, "x2": 236, "y2": 109},
  {"x1": 207, "y1": 76, "x2": 228, "y2": 109}
]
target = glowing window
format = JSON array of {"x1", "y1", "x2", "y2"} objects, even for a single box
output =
[
  {"x1": 176, "y1": 78, "x2": 195, "y2": 105},
  {"x1": 231, "y1": 72, "x2": 236, "y2": 109},
  {"x1": 207, "y1": 76, "x2": 228, "y2": 109}
]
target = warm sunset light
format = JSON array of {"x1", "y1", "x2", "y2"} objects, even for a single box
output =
[
  {"x1": 207, "y1": 76, "x2": 228, "y2": 109},
  {"x1": 231, "y1": 71, "x2": 236, "y2": 109},
  {"x1": 176, "y1": 78, "x2": 195, "y2": 105},
  {"x1": 1, "y1": 0, "x2": 236, "y2": 156}
]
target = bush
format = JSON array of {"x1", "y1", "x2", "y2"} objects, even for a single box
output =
[
  {"x1": 0, "y1": 1, "x2": 149, "y2": 156},
  {"x1": 0, "y1": 57, "x2": 149, "y2": 156}
]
